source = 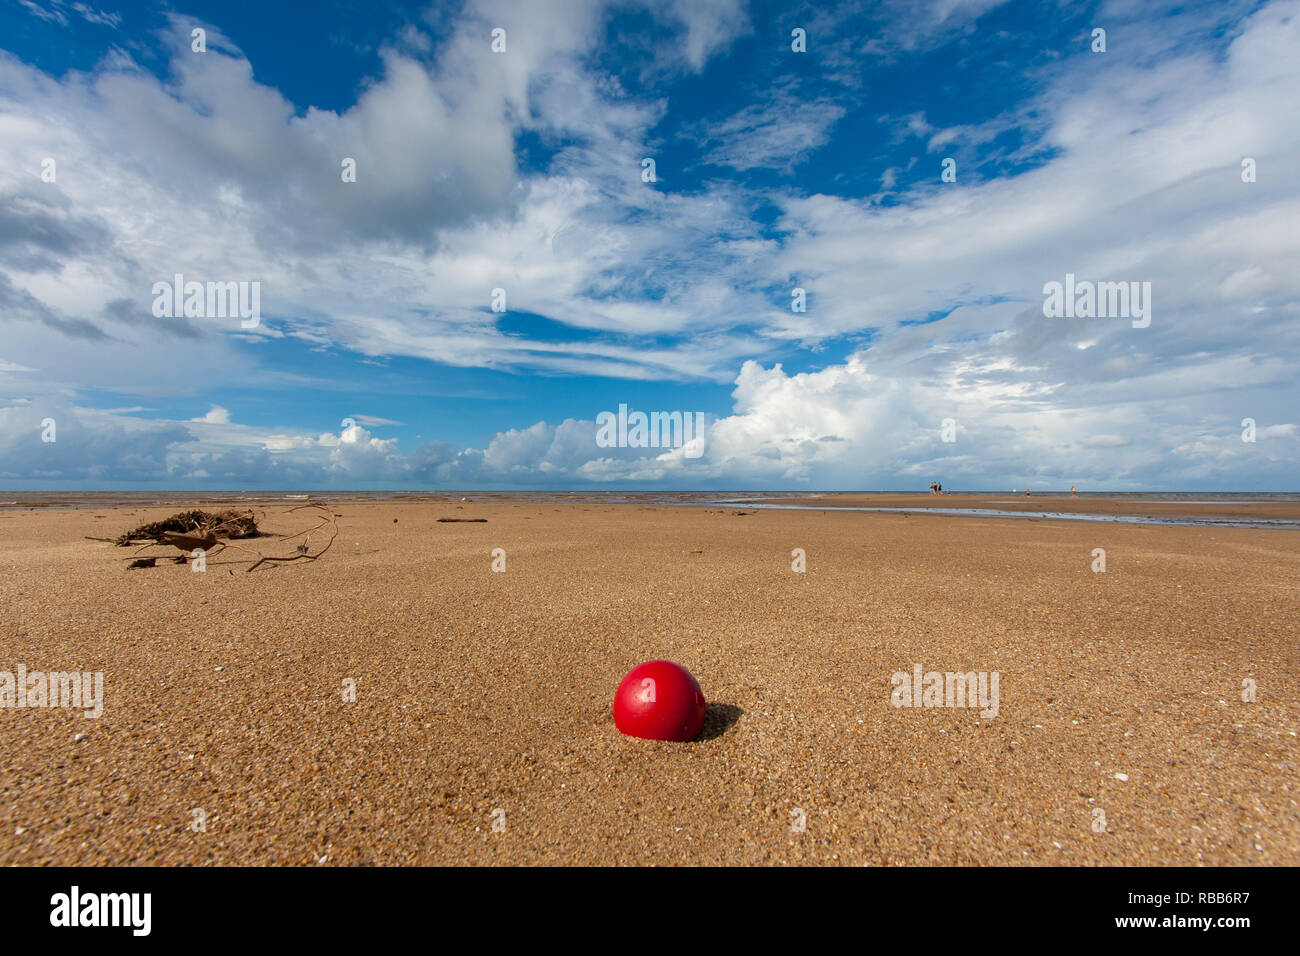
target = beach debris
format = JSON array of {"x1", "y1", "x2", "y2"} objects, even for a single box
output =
[
  {"x1": 109, "y1": 503, "x2": 339, "y2": 573},
  {"x1": 111, "y1": 509, "x2": 259, "y2": 546},
  {"x1": 613, "y1": 660, "x2": 707, "y2": 742},
  {"x1": 437, "y1": 518, "x2": 487, "y2": 523},
  {"x1": 160, "y1": 531, "x2": 219, "y2": 553}
]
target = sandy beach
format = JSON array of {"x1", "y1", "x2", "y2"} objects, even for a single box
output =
[{"x1": 1, "y1": 497, "x2": 1297, "y2": 866}]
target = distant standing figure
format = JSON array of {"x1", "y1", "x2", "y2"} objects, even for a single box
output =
[
  {"x1": 1025, "y1": 488, "x2": 1031, "y2": 496},
  {"x1": 1071, "y1": 485, "x2": 1078, "y2": 497},
  {"x1": 937, "y1": 481, "x2": 942, "y2": 494}
]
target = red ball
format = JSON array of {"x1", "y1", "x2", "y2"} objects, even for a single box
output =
[{"x1": 613, "y1": 660, "x2": 707, "y2": 742}]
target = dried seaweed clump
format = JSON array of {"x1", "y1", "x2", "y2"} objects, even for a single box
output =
[{"x1": 113, "y1": 509, "x2": 259, "y2": 546}]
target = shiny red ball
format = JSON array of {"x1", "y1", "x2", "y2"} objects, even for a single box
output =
[{"x1": 613, "y1": 660, "x2": 707, "y2": 741}]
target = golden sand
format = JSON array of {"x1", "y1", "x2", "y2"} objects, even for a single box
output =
[{"x1": 1, "y1": 498, "x2": 1297, "y2": 865}]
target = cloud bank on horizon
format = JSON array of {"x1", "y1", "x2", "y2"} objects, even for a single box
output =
[{"x1": 1, "y1": 0, "x2": 1297, "y2": 490}]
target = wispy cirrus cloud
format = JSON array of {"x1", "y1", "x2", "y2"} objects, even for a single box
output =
[
  {"x1": 18, "y1": 0, "x2": 121, "y2": 29},
  {"x1": 695, "y1": 89, "x2": 846, "y2": 172}
]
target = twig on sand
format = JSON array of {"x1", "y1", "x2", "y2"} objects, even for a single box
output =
[{"x1": 239, "y1": 503, "x2": 339, "y2": 572}]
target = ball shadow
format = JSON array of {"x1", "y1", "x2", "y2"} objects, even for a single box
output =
[{"x1": 696, "y1": 703, "x2": 744, "y2": 741}]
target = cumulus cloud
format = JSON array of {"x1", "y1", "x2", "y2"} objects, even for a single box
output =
[
  {"x1": 3, "y1": 356, "x2": 1294, "y2": 490},
  {"x1": 191, "y1": 406, "x2": 230, "y2": 424},
  {"x1": 0, "y1": 403, "x2": 191, "y2": 483}
]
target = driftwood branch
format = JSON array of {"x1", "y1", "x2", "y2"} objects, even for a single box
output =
[{"x1": 241, "y1": 504, "x2": 339, "y2": 572}]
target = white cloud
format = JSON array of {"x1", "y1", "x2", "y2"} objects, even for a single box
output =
[
  {"x1": 660, "y1": 0, "x2": 751, "y2": 72},
  {"x1": 2, "y1": 0, "x2": 1299, "y2": 489},
  {"x1": 698, "y1": 92, "x2": 846, "y2": 172},
  {"x1": 190, "y1": 405, "x2": 230, "y2": 424},
  {"x1": 0, "y1": 0, "x2": 774, "y2": 386},
  {"x1": 18, "y1": 1, "x2": 120, "y2": 29}
]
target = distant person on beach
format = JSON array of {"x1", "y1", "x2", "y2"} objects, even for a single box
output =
[
  {"x1": 937, "y1": 481, "x2": 942, "y2": 494},
  {"x1": 1071, "y1": 485, "x2": 1078, "y2": 497},
  {"x1": 929, "y1": 481, "x2": 937, "y2": 495},
  {"x1": 1025, "y1": 488, "x2": 1031, "y2": 496}
]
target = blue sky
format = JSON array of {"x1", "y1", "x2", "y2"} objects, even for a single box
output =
[{"x1": 1, "y1": 0, "x2": 1298, "y2": 490}]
